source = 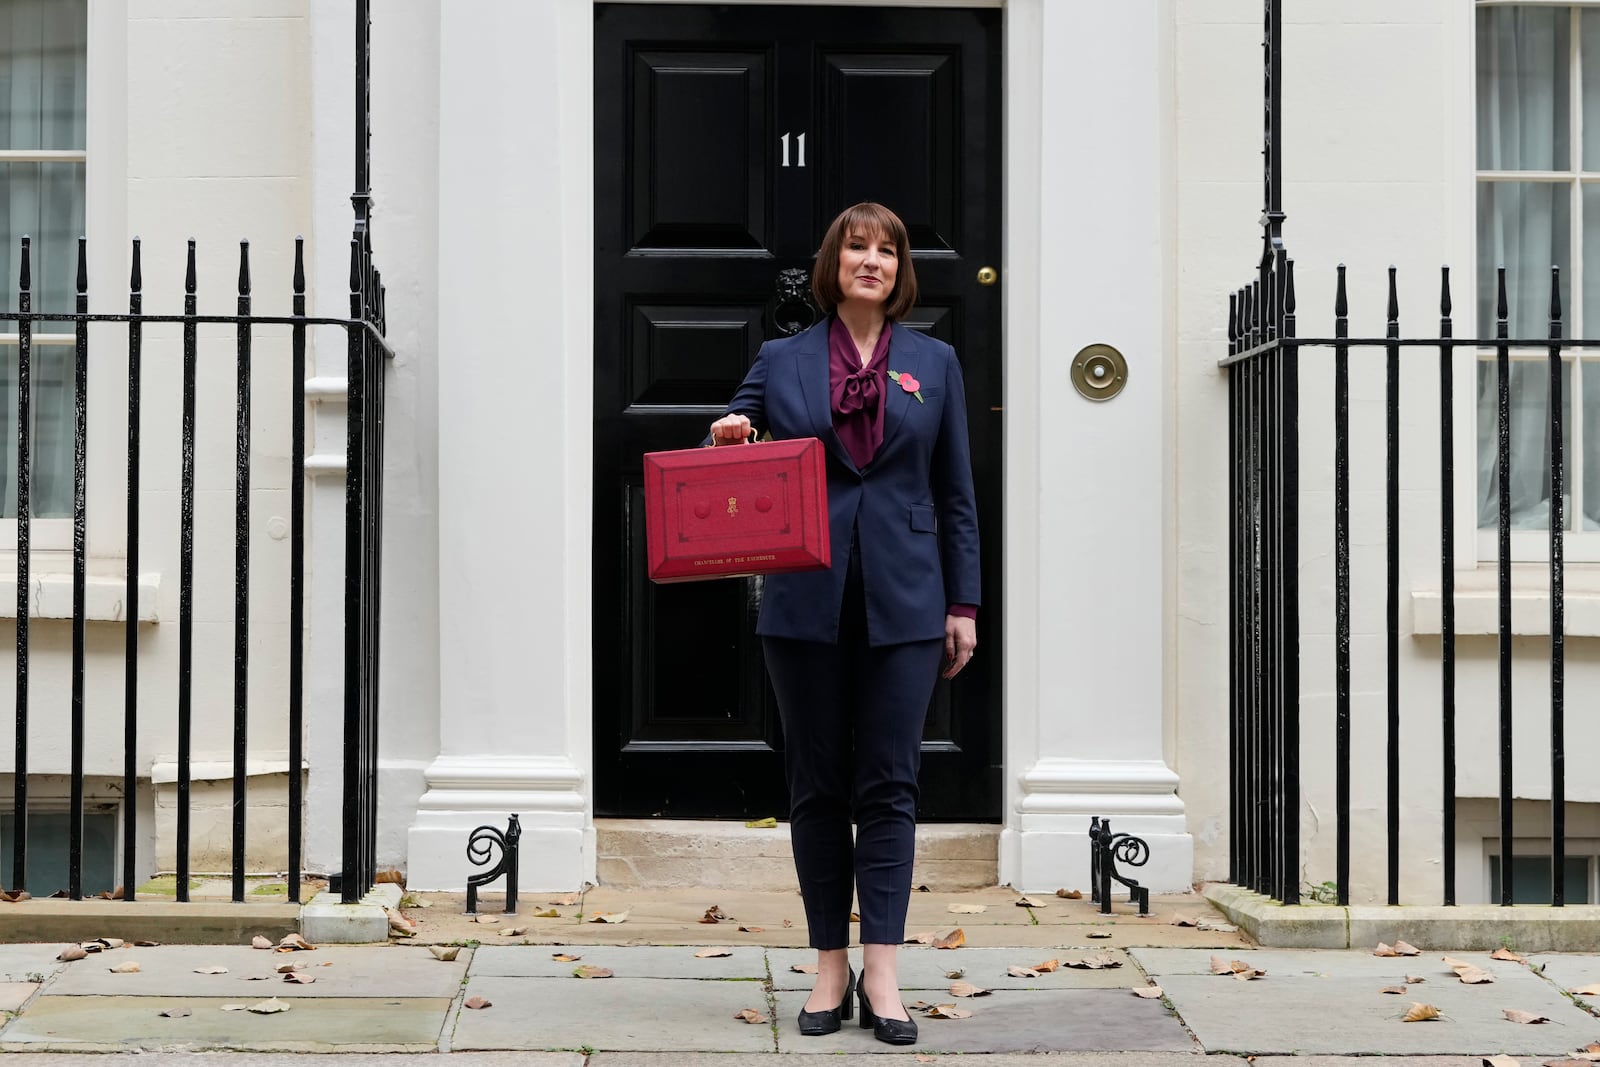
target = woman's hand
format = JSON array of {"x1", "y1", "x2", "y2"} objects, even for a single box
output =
[
  {"x1": 709, "y1": 413, "x2": 753, "y2": 446},
  {"x1": 942, "y1": 615, "x2": 977, "y2": 679}
]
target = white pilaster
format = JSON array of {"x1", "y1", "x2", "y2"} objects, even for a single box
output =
[
  {"x1": 999, "y1": 0, "x2": 1191, "y2": 894},
  {"x1": 407, "y1": 0, "x2": 594, "y2": 891}
]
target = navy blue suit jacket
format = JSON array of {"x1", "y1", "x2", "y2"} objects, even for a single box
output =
[{"x1": 719, "y1": 318, "x2": 981, "y2": 646}]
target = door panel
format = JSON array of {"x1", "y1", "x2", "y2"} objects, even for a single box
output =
[{"x1": 596, "y1": 3, "x2": 1001, "y2": 821}]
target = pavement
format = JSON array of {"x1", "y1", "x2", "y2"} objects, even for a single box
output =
[{"x1": 0, "y1": 885, "x2": 1597, "y2": 1064}]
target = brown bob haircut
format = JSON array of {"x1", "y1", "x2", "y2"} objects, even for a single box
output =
[{"x1": 811, "y1": 202, "x2": 918, "y2": 321}]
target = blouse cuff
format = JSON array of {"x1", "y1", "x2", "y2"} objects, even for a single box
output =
[{"x1": 947, "y1": 603, "x2": 978, "y2": 620}]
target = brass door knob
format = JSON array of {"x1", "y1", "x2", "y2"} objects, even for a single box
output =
[{"x1": 976, "y1": 266, "x2": 998, "y2": 286}]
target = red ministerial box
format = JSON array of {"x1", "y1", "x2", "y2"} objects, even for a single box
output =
[{"x1": 643, "y1": 437, "x2": 831, "y2": 583}]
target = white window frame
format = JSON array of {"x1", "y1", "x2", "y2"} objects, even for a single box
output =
[
  {"x1": 1472, "y1": 1, "x2": 1600, "y2": 563},
  {"x1": 1484, "y1": 837, "x2": 1600, "y2": 904}
]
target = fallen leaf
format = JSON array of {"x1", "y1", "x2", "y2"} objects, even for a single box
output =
[
  {"x1": 1133, "y1": 986, "x2": 1164, "y2": 999},
  {"x1": 473, "y1": 915, "x2": 500, "y2": 925},
  {"x1": 1492, "y1": 947, "x2": 1527, "y2": 964},
  {"x1": 1443, "y1": 955, "x2": 1474, "y2": 970},
  {"x1": 135, "y1": 940, "x2": 160, "y2": 947},
  {"x1": 548, "y1": 893, "x2": 582, "y2": 906},
  {"x1": 407, "y1": 898, "x2": 433, "y2": 908},
  {"x1": 944, "y1": 968, "x2": 965, "y2": 979},
  {"x1": 1057, "y1": 889, "x2": 1083, "y2": 899},
  {"x1": 283, "y1": 973, "x2": 316, "y2": 985},
  {"x1": 1015, "y1": 896, "x2": 1048, "y2": 908},
  {"x1": 193, "y1": 967, "x2": 228, "y2": 975},
  {"x1": 387, "y1": 909, "x2": 417, "y2": 936},
  {"x1": 573, "y1": 966, "x2": 614, "y2": 979},
  {"x1": 552, "y1": 953, "x2": 581, "y2": 963},
  {"x1": 79, "y1": 942, "x2": 104, "y2": 953},
  {"x1": 905, "y1": 932, "x2": 935, "y2": 945},
  {"x1": 1087, "y1": 931, "x2": 1113, "y2": 939},
  {"x1": 1173, "y1": 915, "x2": 1200, "y2": 927},
  {"x1": 790, "y1": 963, "x2": 818, "y2": 974},
  {"x1": 0, "y1": 890, "x2": 30, "y2": 902},
  {"x1": 1198, "y1": 921, "x2": 1239, "y2": 933},
  {"x1": 277, "y1": 933, "x2": 316, "y2": 951},
  {"x1": 743, "y1": 817, "x2": 778, "y2": 829},
  {"x1": 1007, "y1": 965, "x2": 1040, "y2": 978},
  {"x1": 497, "y1": 927, "x2": 528, "y2": 937},
  {"x1": 783, "y1": 919, "x2": 794, "y2": 928},
  {"x1": 1541, "y1": 1060, "x2": 1594, "y2": 1067},
  {"x1": 220, "y1": 1004, "x2": 248, "y2": 1012},
  {"x1": 700, "y1": 905, "x2": 731, "y2": 924},
  {"x1": 1374, "y1": 943, "x2": 1400, "y2": 957},
  {"x1": 1380, "y1": 986, "x2": 1408, "y2": 995},
  {"x1": 95, "y1": 938, "x2": 126, "y2": 949},
  {"x1": 1485, "y1": 1058, "x2": 1521, "y2": 1067},
  {"x1": 57, "y1": 945, "x2": 87, "y2": 962},
  {"x1": 850, "y1": 912, "x2": 861, "y2": 922},
  {"x1": 914, "y1": 885, "x2": 930, "y2": 893},
  {"x1": 950, "y1": 981, "x2": 990, "y2": 998},
  {"x1": 159, "y1": 1007, "x2": 191, "y2": 1018},
  {"x1": 908, "y1": 1000, "x2": 933, "y2": 1011},
  {"x1": 1406, "y1": 975, "x2": 1426, "y2": 984},
  {"x1": 1065, "y1": 953, "x2": 1122, "y2": 970},
  {"x1": 734, "y1": 1008, "x2": 768, "y2": 1024},
  {"x1": 933, "y1": 928, "x2": 966, "y2": 950},
  {"x1": 1032, "y1": 959, "x2": 1061, "y2": 973},
  {"x1": 1456, "y1": 965, "x2": 1496, "y2": 985},
  {"x1": 1403, "y1": 1003, "x2": 1441, "y2": 1022},
  {"x1": 251, "y1": 936, "x2": 273, "y2": 950},
  {"x1": 924, "y1": 1004, "x2": 973, "y2": 1020},
  {"x1": 1505, "y1": 1010, "x2": 1550, "y2": 1024},
  {"x1": 695, "y1": 948, "x2": 733, "y2": 958},
  {"x1": 948, "y1": 903, "x2": 986, "y2": 914},
  {"x1": 532, "y1": 909, "x2": 560, "y2": 919},
  {"x1": 428, "y1": 946, "x2": 460, "y2": 961},
  {"x1": 915, "y1": 1057, "x2": 935, "y2": 1064},
  {"x1": 589, "y1": 911, "x2": 629, "y2": 924},
  {"x1": 247, "y1": 997, "x2": 291, "y2": 1014},
  {"x1": 463, "y1": 996, "x2": 491, "y2": 1010},
  {"x1": 1394, "y1": 941, "x2": 1422, "y2": 956},
  {"x1": 241, "y1": 976, "x2": 271, "y2": 981},
  {"x1": 108, "y1": 962, "x2": 141, "y2": 973},
  {"x1": 375, "y1": 869, "x2": 405, "y2": 885},
  {"x1": 1569, "y1": 985, "x2": 1600, "y2": 996},
  {"x1": 737, "y1": 926, "x2": 765, "y2": 933},
  {"x1": 1210, "y1": 955, "x2": 1232, "y2": 975}
]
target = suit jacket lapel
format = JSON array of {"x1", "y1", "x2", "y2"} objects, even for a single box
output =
[
  {"x1": 878, "y1": 324, "x2": 922, "y2": 457},
  {"x1": 794, "y1": 320, "x2": 859, "y2": 473}
]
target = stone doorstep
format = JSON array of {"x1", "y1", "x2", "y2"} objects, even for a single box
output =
[
  {"x1": 595, "y1": 819, "x2": 1000, "y2": 891},
  {"x1": 1206, "y1": 881, "x2": 1600, "y2": 950},
  {"x1": 0, "y1": 900, "x2": 300, "y2": 946}
]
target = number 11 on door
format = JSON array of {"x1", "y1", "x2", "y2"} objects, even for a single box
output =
[{"x1": 780, "y1": 132, "x2": 806, "y2": 168}]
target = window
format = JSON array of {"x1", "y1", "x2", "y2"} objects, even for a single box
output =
[
  {"x1": 1488, "y1": 852, "x2": 1593, "y2": 904},
  {"x1": 0, "y1": 0, "x2": 85, "y2": 520},
  {"x1": 0, "y1": 810, "x2": 117, "y2": 897}
]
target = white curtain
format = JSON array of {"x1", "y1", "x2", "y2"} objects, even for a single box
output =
[{"x1": 0, "y1": 0, "x2": 86, "y2": 519}]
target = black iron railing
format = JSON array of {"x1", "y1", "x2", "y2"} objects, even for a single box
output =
[{"x1": 1, "y1": 231, "x2": 388, "y2": 905}]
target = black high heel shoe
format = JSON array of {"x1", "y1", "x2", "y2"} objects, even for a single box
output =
[
  {"x1": 858, "y1": 974, "x2": 918, "y2": 1046},
  {"x1": 796, "y1": 966, "x2": 856, "y2": 1036}
]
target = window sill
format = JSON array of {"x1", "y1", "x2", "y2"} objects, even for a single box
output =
[
  {"x1": 0, "y1": 570, "x2": 160, "y2": 624},
  {"x1": 1412, "y1": 564, "x2": 1600, "y2": 637}
]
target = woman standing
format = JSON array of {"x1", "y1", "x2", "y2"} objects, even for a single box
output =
[{"x1": 708, "y1": 203, "x2": 980, "y2": 1046}]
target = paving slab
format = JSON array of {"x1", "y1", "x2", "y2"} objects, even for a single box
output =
[
  {"x1": 593, "y1": 1055, "x2": 1225, "y2": 1066},
  {"x1": 1131, "y1": 947, "x2": 1534, "y2": 982},
  {"x1": 770, "y1": 988, "x2": 1196, "y2": 1054},
  {"x1": 768, "y1": 947, "x2": 1138, "y2": 990},
  {"x1": 1528, "y1": 952, "x2": 1600, "y2": 994},
  {"x1": 0, "y1": 945, "x2": 68, "y2": 983},
  {"x1": 0, "y1": 1055, "x2": 582, "y2": 1067},
  {"x1": 42, "y1": 944, "x2": 465, "y2": 998},
  {"x1": 0, "y1": 982, "x2": 39, "y2": 1012},
  {"x1": 471, "y1": 944, "x2": 768, "y2": 980},
  {"x1": 0, "y1": 995, "x2": 452, "y2": 1052},
  {"x1": 1154, "y1": 971, "x2": 1588, "y2": 1055},
  {"x1": 449, "y1": 975, "x2": 777, "y2": 1052}
]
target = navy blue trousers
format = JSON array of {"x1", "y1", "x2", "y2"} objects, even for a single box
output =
[{"x1": 762, "y1": 545, "x2": 943, "y2": 950}]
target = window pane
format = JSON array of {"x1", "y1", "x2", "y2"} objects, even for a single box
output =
[
  {"x1": 0, "y1": 161, "x2": 83, "y2": 325},
  {"x1": 1585, "y1": 359, "x2": 1600, "y2": 529},
  {"x1": 1477, "y1": 181, "x2": 1571, "y2": 337},
  {"x1": 1478, "y1": 6, "x2": 1571, "y2": 172},
  {"x1": 0, "y1": 343, "x2": 76, "y2": 518},
  {"x1": 1478, "y1": 357, "x2": 1575, "y2": 530},
  {"x1": 0, "y1": 811, "x2": 117, "y2": 898},
  {"x1": 1584, "y1": 11, "x2": 1600, "y2": 170},
  {"x1": 0, "y1": 0, "x2": 87, "y2": 151},
  {"x1": 1488, "y1": 854, "x2": 1591, "y2": 905}
]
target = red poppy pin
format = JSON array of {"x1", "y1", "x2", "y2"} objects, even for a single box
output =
[{"x1": 888, "y1": 369, "x2": 924, "y2": 403}]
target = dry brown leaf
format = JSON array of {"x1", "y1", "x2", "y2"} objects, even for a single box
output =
[
  {"x1": 135, "y1": 940, "x2": 160, "y2": 947},
  {"x1": 1406, "y1": 975, "x2": 1426, "y2": 984},
  {"x1": 159, "y1": 1007, "x2": 191, "y2": 1018},
  {"x1": 700, "y1": 905, "x2": 731, "y2": 924},
  {"x1": 473, "y1": 915, "x2": 500, "y2": 925},
  {"x1": 275, "y1": 962, "x2": 305, "y2": 974},
  {"x1": 1456, "y1": 965, "x2": 1496, "y2": 985},
  {"x1": 193, "y1": 966, "x2": 228, "y2": 975},
  {"x1": 1014, "y1": 896, "x2": 1048, "y2": 908},
  {"x1": 1505, "y1": 1009, "x2": 1550, "y2": 1024},
  {"x1": 95, "y1": 938, "x2": 126, "y2": 949},
  {"x1": 1485, "y1": 1057, "x2": 1521, "y2": 1067},
  {"x1": 108, "y1": 962, "x2": 141, "y2": 973},
  {"x1": 850, "y1": 912, "x2": 861, "y2": 922},
  {"x1": 914, "y1": 885, "x2": 930, "y2": 893},
  {"x1": 1374, "y1": 943, "x2": 1400, "y2": 957},
  {"x1": 548, "y1": 893, "x2": 582, "y2": 906},
  {"x1": 1380, "y1": 986, "x2": 1408, "y2": 995},
  {"x1": 1057, "y1": 888, "x2": 1083, "y2": 899},
  {"x1": 1210, "y1": 955, "x2": 1232, "y2": 975},
  {"x1": 1007, "y1": 965, "x2": 1040, "y2": 978},
  {"x1": 247, "y1": 997, "x2": 290, "y2": 1014},
  {"x1": 1032, "y1": 959, "x2": 1061, "y2": 973},
  {"x1": 738, "y1": 926, "x2": 765, "y2": 933},
  {"x1": 694, "y1": 948, "x2": 733, "y2": 958},
  {"x1": 948, "y1": 903, "x2": 986, "y2": 914},
  {"x1": 0, "y1": 889, "x2": 30, "y2": 903},
  {"x1": 1492, "y1": 947, "x2": 1527, "y2": 964},
  {"x1": 428, "y1": 946, "x2": 460, "y2": 961},
  {"x1": 532, "y1": 909, "x2": 560, "y2": 918},
  {"x1": 790, "y1": 963, "x2": 818, "y2": 974},
  {"x1": 1173, "y1": 915, "x2": 1200, "y2": 928},
  {"x1": 915, "y1": 1057, "x2": 936, "y2": 1064},
  {"x1": 905, "y1": 932, "x2": 935, "y2": 945},
  {"x1": 734, "y1": 1008, "x2": 768, "y2": 1024},
  {"x1": 589, "y1": 911, "x2": 629, "y2": 924},
  {"x1": 933, "y1": 928, "x2": 966, "y2": 950},
  {"x1": 950, "y1": 981, "x2": 989, "y2": 997},
  {"x1": 1233, "y1": 967, "x2": 1267, "y2": 981},
  {"x1": 1087, "y1": 931, "x2": 1113, "y2": 939},
  {"x1": 463, "y1": 996, "x2": 491, "y2": 1010},
  {"x1": 1541, "y1": 1060, "x2": 1594, "y2": 1067},
  {"x1": 1582, "y1": 1044, "x2": 1600, "y2": 1055},
  {"x1": 924, "y1": 1004, "x2": 973, "y2": 1020},
  {"x1": 1443, "y1": 955, "x2": 1474, "y2": 970},
  {"x1": 251, "y1": 936, "x2": 273, "y2": 950},
  {"x1": 241, "y1": 976, "x2": 271, "y2": 981},
  {"x1": 1402, "y1": 1002, "x2": 1441, "y2": 1022},
  {"x1": 220, "y1": 1004, "x2": 248, "y2": 1012},
  {"x1": 552, "y1": 953, "x2": 581, "y2": 963},
  {"x1": 945, "y1": 968, "x2": 965, "y2": 979},
  {"x1": 79, "y1": 942, "x2": 103, "y2": 953},
  {"x1": 1569, "y1": 984, "x2": 1600, "y2": 996},
  {"x1": 57, "y1": 945, "x2": 87, "y2": 962},
  {"x1": 375, "y1": 868, "x2": 405, "y2": 885},
  {"x1": 1132, "y1": 986, "x2": 1164, "y2": 999},
  {"x1": 1394, "y1": 940, "x2": 1422, "y2": 956},
  {"x1": 278, "y1": 934, "x2": 316, "y2": 951},
  {"x1": 283, "y1": 973, "x2": 316, "y2": 985},
  {"x1": 573, "y1": 965, "x2": 614, "y2": 979},
  {"x1": 498, "y1": 927, "x2": 528, "y2": 937},
  {"x1": 1065, "y1": 952, "x2": 1122, "y2": 971},
  {"x1": 782, "y1": 919, "x2": 793, "y2": 928}
]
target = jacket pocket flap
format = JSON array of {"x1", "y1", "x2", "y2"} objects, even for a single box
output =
[{"x1": 909, "y1": 504, "x2": 937, "y2": 533}]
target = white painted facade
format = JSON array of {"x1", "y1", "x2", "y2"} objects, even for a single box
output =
[{"x1": 7, "y1": 0, "x2": 1590, "y2": 906}]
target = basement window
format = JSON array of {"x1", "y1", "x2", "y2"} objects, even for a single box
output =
[
  {"x1": 1488, "y1": 852, "x2": 1593, "y2": 904},
  {"x1": 0, "y1": 810, "x2": 117, "y2": 896}
]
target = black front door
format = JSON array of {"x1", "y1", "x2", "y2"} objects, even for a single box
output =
[{"x1": 593, "y1": 3, "x2": 1001, "y2": 821}]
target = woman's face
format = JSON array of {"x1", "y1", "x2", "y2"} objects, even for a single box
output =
[{"x1": 835, "y1": 226, "x2": 898, "y2": 310}]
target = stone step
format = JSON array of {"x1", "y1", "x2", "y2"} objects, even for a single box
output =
[{"x1": 594, "y1": 819, "x2": 1001, "y2": 891}]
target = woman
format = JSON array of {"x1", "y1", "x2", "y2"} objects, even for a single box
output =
[{"x1": 708, "y1": 203, "x2": 980, "y2": 1046}]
